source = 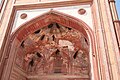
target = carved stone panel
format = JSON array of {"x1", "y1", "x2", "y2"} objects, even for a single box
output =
[{"x1": 15, "y1": 23, "x2": 90, "y2": 80}]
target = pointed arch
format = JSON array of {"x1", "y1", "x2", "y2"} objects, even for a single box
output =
[{"x1": 8, "y1": 10, "x2": 99, "y2": 80}]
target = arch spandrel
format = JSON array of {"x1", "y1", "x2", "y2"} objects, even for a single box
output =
[{"x1": 11, "y1": 10, "x2": 89, "y2": 43}]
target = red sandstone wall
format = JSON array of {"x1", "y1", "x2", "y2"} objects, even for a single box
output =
[{"x1": 9, "y1": 66, "x2": 27, "y2": 80}]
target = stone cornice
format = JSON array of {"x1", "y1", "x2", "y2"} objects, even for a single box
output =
[{"x1": 14, "y1": 0, "x2": 93, "y2": 10}]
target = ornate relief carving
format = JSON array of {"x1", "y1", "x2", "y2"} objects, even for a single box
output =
[{"x1": 15, "y1": 23, "x2": 90, "y2": 79}]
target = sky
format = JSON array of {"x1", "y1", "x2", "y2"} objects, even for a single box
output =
[{"x1": 116, "y1": 0, "x2": 120, "y2": 19}]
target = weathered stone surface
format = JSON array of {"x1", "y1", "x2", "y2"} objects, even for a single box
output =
[{"x1": 15, "y1": 23, "x2": 89, "y2": 79}]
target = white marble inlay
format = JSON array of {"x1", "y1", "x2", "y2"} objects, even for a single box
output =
[{"x1": 12, "y1": 5, "x2": 93, "y2": 33}]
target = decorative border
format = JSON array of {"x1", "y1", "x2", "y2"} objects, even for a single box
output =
[{"x1": 14, "y1": 0, "x2": 92, "y2": 10}]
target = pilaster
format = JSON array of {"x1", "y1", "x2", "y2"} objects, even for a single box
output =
[{"x1": 92, "y1": 0, "x2": 120, "y2": 80}]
